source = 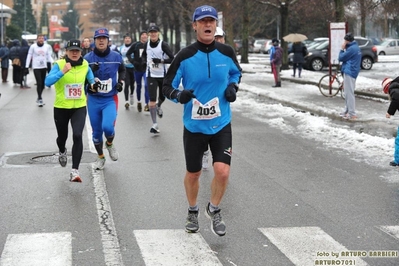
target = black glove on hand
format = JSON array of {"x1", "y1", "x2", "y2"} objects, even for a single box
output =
[
  {"x1": 89, "y1": 81, "x2": 101, "y2": 94},
  {"x1": 225, "y1": 83, "x2": 238, "y2": 102},
  {"x1": 152, "y1": 58, "x2": 161, "y2": 64},
  {"x1": 90, "y1": 62, "x2": 99, "y2": 72},
  {"x1": 116, "y1": 82, "x2": 123, "y2": 92},
  {"x1": 177, "y1": 89, "x2": 196, "y2": 104}
]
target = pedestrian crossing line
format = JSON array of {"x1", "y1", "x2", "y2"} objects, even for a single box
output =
[
  {"x1": 259, "y1": 227, "x2": 368, "y2": 266},
  {"x1": 379, "y1": 225, "x2": 399, "y2": 240},
  {"x1": 0, "y1": 232, "x2": 72, "y2": 266},
  {"x1": 133, "y1": 229, "x2": 223, "y2": 266}
]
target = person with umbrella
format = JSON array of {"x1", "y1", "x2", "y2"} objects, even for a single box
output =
[
  {"x1": 290, "y1": 42, "x2": 307, "y2": 78},
  {"x1": 284, "y1": 33, "x2": 308, "y2": 78}
]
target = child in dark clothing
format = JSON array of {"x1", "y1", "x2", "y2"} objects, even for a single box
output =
[{"x1": 383, "y1": 77, "x2": 399, "y2": 166}]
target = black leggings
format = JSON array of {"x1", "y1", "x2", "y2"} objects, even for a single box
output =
[
  {"x1": 124, "y1": 67, "x2": 135, "y2": 101},
  {"x1": 34, "y1": 68, "x2": 47, "y2": 100},
  {"x1": 54, "y1": 107, "x2": 87, "y2": 169},
  {"x1": 147, "y1": 77, "x2": 165, "y2": 104}
]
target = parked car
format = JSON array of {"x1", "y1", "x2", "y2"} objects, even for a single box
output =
[
  {"x1": 252, "y1": 39, "x2": 267, "y2": 53},
  {"x1": 260, "y1": 40, "x2": 275, "y2": 54},
  {"x1": 289, "y1": 37, "x2": 378, "y2": 71},
  {"x1": 305, "y1": 37, "x2": 328, "y2": 49},
  {"x1": 375, "y1": 39, "x2": 399, "y2": 55},
  {"x1": 234, "y1": 37, "x2": 255, "y2": 54},
  {"x1": 234, "y1": 39, "x2": 242, "y2": 54}
]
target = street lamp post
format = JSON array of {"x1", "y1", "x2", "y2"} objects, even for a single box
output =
[
  {"x1": 75, "y1": 16, "x2": 78, "y2": 39},
  {"x1": 68, "y1": 9, "x2": 79, "y2": 39}
]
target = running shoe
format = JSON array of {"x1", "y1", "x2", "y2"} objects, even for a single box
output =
[
  {"x1": 130, "y1": 95, "x2": 134, "y2": 105},
  {"x1": 150, "y1": 124, "x2": 160, "y2": 134},
  {"x1": 125, "y1": 102, "x2": 130, "y2": 109},
  {"x1": 205, "y1": 203, "x2": 226, "y2": 237},
  {"x1": 58, "y1": 149, "x2": 67, "y2": 167},
  {"x1": 69, "y1": 169, "x2": 82, "y2": 183},
  {"x1": 137, "y1": 102, "x2": 142, "y2": 112},
  {"x1": 343, "y1": 115, "x2": 357, "y2": 121},
  {"x1": 37, "y1": 99, "x2": 45, "y2": 107},
  {"x1": 106, "y1": 143, "x2": 119, "y2": 161},
  {"x1": 94, "y1": 157, "x2": 106, "y2": 170},
  {"x1": 185, "y1": 210, "x2": 200, "y2": 233},
  {"x1": 202, "y1": 150, "x2": 209, "y2": 170},
  {"x1": 144, "y1": 104, "x2": 149, "y2": 112},
  {"x1": 339, "y1": 112, "x2": 348, "y2": 117},
  {"x1": 389, "y1": 161, "x2": 398, "y2": 167},
  {"x1": 156, "y1": 106, "x2": 163, "y2": 118}
]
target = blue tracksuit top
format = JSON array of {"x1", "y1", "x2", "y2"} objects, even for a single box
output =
[
  {"x1": 84, "y1": 47, "x2": 125, "y2": 97},
  {"x1": 339, "y1": 41, "x2": 361, "y2": 79},
  {"x1": 163, "y1": 40, "x2": 242, "y2": 135}
]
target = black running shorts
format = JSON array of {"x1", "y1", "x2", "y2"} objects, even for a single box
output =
[{"x1": 183, "y1": 123, "x2": 232, "y2": 173}]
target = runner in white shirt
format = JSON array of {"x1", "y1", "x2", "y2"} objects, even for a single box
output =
[{"x1": 25, "y1": 34, "x2": 54, "y2": 107}]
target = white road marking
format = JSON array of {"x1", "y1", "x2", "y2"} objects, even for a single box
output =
[
  {"x1": 134, "y1": 229, "x2": 223, "y2": 266},
  {"x1": 379, "y1": 225, "x2": 399, "y2": 240},
  {"x1": 0, "y1": 232, "x2": 72, "y2": 266},
  {"x1": 259, "y1": 226, "x2": 368, "y2": 266},
  {"x1": 86, "y1": 116, "x2": 124, "y2": 265}
]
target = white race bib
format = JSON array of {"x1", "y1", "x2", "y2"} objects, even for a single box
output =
[
  {"x1": 64, "y1": 83, "x2": 83, "y2": 99},
  {"x1": 95, "y1": 78, "x2": 113, "y2": 93},
  {"x1": 191, "y1": 97, "x2": 221, "y2": 120}
]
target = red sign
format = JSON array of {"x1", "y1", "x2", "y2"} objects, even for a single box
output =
[{"x1": 50, "y1": 27, "x2": 69, "y2": 32}]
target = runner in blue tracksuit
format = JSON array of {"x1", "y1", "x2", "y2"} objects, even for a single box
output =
[
  {"x1": 163, "y1": 5, "x2": 242, "y2": 237},
  {"x1": 84, "y1": 27, "x2": 126, "y2": 170}
]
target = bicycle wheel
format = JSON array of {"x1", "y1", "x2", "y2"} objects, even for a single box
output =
[{"x1": 318, "y1": 74, "x2": 341, "y2": 97}]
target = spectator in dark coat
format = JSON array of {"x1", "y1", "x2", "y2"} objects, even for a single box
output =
[
  {"x1": 0, "y1": 43, "x2": 10, "y2": 82},
  {"x1": 19, "y1": 39, "x2": 30, "y2": 88},
  {"x1": 9, "y1": 39, "x2": 22, "y2": 85},
  {"x1": 290, "y1": 41, "x2": 307, "y2": 78}
]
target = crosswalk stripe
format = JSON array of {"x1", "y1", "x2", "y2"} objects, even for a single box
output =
[
  {"x1": 0, "y1": 232, "x2": 72, "y2": 266},
  {"x1": 379, "y1": 225, "x2": 399, "y2": 240},
  {"x1": 259, "y1": 227, "x2": 368, "y2": 266},
  {"x1": 133, "y1": 229, "x2": 223, "y2": 266}
]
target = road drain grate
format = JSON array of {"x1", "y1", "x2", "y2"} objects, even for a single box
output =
[{"x1": 30, "y1": 154, "x2": 72, "y2": 164}]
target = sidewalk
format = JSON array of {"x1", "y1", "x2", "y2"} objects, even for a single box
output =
[{"x1": 241, "y1": 64, "x2": 391, "y2": 124}]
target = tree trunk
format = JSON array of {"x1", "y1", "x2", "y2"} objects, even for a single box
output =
[
  {"x1": 240, "y1": 0, "x2": 249, "y2": 64},
  {"x1": 334, "y1": 0, "x2": 345, "y2": 22},
  {"x1": 359, "y1": 0, "x2": 366, "y2": 36},
  {"x1": 281, "y1": 3, "x2": 289, "y2": 70}
]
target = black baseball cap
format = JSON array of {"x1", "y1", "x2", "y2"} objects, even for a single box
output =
[
  {"x1": 66, "y1": 40, "x2": 82, "y2": 51},
  {"x1": 148, "y1": 25, "x2": 160, "y2": 32}
]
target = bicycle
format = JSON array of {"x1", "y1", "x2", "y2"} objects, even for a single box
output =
[{"x1": 318, "y1": 68, "x2": 345, "y2": 99}]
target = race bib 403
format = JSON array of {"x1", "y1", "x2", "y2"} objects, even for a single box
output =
[{"x1": 191, "y1": 97, "x2": 221, "y2": 120}]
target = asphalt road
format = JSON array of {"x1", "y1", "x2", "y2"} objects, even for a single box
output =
[{"x1": 0, "y1": 67, "x2": 398, "y2": 265}]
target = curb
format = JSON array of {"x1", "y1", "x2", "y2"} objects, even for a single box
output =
[
  {"x1": 242, "y1": 69, "x2": 389, "y2": 100},
  {"x1": 280, "y1": 76, "x2": 389, "y2": 100}
]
